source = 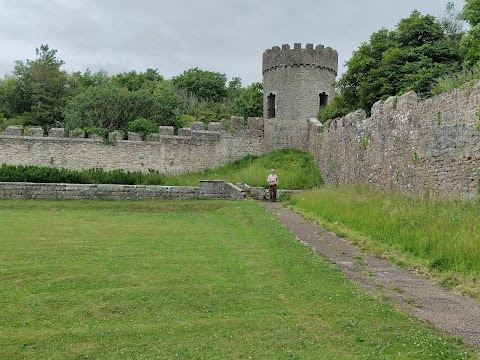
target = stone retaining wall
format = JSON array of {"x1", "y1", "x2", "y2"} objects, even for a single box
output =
[{"x1": 0, "y1": 180, "x2": 246, "y2": 201}]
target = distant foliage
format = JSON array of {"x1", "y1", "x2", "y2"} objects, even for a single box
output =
[
  {"x1": 0, "y1": 46, "x2": 260, "y2": 136},
  {"x1": 172, "y1": 68, "x2": 227, "y2": 102},
  {"x1": 321, "y1": 3, "x2": 471, "y2": 121},
  {"x1": 233, "y1": 82, "x2": 263, "y2": 119}
]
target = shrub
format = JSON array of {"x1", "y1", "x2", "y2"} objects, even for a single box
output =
[{"x1": 127, "y1": 118, "x2": 158, "y2": 140}]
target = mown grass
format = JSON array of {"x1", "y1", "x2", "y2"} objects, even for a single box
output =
[
  {"x1": 0, "y1": 150, "x2": 322, "y2": 190},
  {"x1": 0, "y1": 200, "x2": 476, "y2": 359},
  {"x1": 286, "y1": 186, "x2": 480, "y2": 299}
]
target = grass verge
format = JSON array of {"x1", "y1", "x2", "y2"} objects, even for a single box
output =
[
  {"x1": 286, "y1": 186, "x2": 480, "y2": 300},
  {"x1": 0, "y1": 200, "x2": 476, "y2": 359}
]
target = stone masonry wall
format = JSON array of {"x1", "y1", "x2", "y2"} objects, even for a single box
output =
[
  {"x1": 309, "y1": 83, "x2": 480, "y2": 200},
  {"x1": 0, "y1": 119, "x2": 267, "y2": 176},
  {"x1": 0, "y1": 180, "x2": 246, "y2": 200},
  {"x1": 263, "y1": 43, "x2": 338, "y2": 152}
]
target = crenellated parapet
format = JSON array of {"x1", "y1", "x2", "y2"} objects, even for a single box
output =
[
  {"x1": 313, "y1": 82, "x2": 480, "y2": 200},
  {"x1": 262, "y1": 43, "x2": 338, "y2": 76},
  {"x1": 0, "y1": 117, "x2": 269, "y2": 176},
  {"x1": 1, "y1": 118, "x2": 266, "y2": 144}
]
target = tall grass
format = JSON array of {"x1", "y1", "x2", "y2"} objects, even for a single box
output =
[
  {"x1": 287, "y1": 186, "x2": 480, "y2": 277},
  {"x1": 166, "y1": 150, "x2": 323, "y2": 189}
]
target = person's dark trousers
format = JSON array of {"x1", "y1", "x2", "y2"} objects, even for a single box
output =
[{"x1": 269, "y1": 184, "x2": 277, "y2": 202}]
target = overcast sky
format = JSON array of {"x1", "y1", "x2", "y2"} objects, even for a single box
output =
[{"x1": 0, "y1": 0, "x2": 466, "y2": 86}]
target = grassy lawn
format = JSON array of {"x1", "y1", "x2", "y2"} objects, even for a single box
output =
[{"x1": 0, "y1": 200, "x2": 476, "y2": 359}]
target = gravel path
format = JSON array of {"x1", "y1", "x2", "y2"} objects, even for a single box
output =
[{"x1": 262, "y1": 202, "x2": 480, "y2": 352}]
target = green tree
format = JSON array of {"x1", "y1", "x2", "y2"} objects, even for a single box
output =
[
  {"x1": 439, "y1": 2, "x2": 465, "y2": 44},
  {"x1": 0, "y1": 76, "x2": 21, "y2": 118},
  {"x1": 333, "y1": 10, "x2": 462, "y2": 116},
  {"x1": 63, "y1": 85, "x2": 182, "y2": 133},
  {"x1": 65, "y1": 69, "x2": 110, "y2": 98},
  {"x1": 63, "y1": 85, "x2": 129, "y2": 131},
  {"x1": 153, "y1": 81, "x2": 184, "y2": 123},
  {"x1": 172, "y1": 68, "x2": 227, "y2": 102},
  {"x1": 460, "y1": 24, "x2": 480, "y2": 66},
  {"x1": 461, "y1": 0, "x2": 480, "y2": 26},
  {"x1": 112, "y1": 68, "x2": 163, "y2": 92},
  {"x1": 233, "y1": 82, "x2": 263, "y2": 119},
  {"x1": 24, "y1": 45, "x2": 67, "y2": 126}
]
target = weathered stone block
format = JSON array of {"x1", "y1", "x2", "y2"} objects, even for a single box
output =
[
  {"x1": 27, "y1": 127, "x2": 44, "y2": 137},
  {"x1": 48, "y1": 128, "x2": 65, "y2": 138},
  {"x1": 208, "y1": 122, "x2": 223, "y2": 131},
  {"x1": 128, "y1": 132, "x2": 142, "y2": 141},
  {"x1": 191, "y1": 122, "x2": 205, "y2": 131},
  {"x1": 178, "y1": 128, "x2": 192, "y2": 137},
  {"x1": 232, "y1": 117, "x2": 245, "y2": 130},
  {"x1": 4, "y1": 126, "x2": 22, "y2": 136},
  {"x1": 397, "y1": 91, "x2": 418, "y2": 112},
  {"x1": 248, "y1": 117, "x2": 264, "y2": 131},
  {"x1": 109, "y1": 131, "x2": 124, "y2": 141},
  {"x1": 159, "y1": 126, "x2": 174, "y2": 136}
]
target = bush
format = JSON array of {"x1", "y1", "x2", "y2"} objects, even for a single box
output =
[
  {"x1": 0, "y1": 164, "x2": 166, "y2": 185},
  {"x1": 127, "y1": 118, "x2": 158, "y2": 140},
  {"x1": 84, "y1": 126, "x2": 108, "y2": 139}
]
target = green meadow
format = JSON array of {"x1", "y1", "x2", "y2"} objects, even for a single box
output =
[
  {"x1": 0, "y1": 200, "x2": 476, "y2": 359},
  {"x1": 286, "y1": 186, "x2": 480, "y2": 300}
]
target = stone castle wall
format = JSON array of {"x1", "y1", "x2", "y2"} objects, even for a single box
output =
[
  {"x1": 309, "y1": 83, "x2": 480, "y2": 200},
  {"x1": 0, "y1": 119, "x2": 268, "y2": 176}
]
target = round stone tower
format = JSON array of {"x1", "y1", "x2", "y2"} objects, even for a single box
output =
[{"x1": 263, "y1": 43, "x2": 338, "y2": 150}]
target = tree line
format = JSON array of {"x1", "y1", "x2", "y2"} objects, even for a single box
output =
[
  {"x1": 1, "y1": 1, "x2": 478, "y2": 135},
  {"x1": 319, "y1": 0, "x2": 480, "y2": 122},
  {"x1": 0, "y1": 46, "x2": 263, "y2": 137}
]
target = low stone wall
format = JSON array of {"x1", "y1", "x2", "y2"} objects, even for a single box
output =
[{"x1": 0, "y1": 180, "x2": 246, "y2": 201}]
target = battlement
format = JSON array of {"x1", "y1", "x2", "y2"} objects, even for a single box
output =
[
  {"x1": 1, "y1": 118, "x2": 265, "y2": 143},
  {"x1": 262, "y1": 43, "x2": 338, "y2": 75}
]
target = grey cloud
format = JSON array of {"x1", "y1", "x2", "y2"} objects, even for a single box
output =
[{"x1": 0, "y1": 0, "x2": 466, "y2": 85}]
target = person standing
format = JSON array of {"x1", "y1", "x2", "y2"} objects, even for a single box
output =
[{"x1": 267, "y1": 169, "x2": 279, "y2": 202}]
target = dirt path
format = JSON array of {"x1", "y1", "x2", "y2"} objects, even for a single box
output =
[{"x1": 262, "y1": 202, "x2": 480, "y2": 352}]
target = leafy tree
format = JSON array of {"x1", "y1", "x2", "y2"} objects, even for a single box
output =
[
  {"x1": 153, "y1": 81, "x2": 184, "y2": 123},
  {"x1": 63, "y1": 85, "x2": 182, "y2": 132},
  {"x1": 12, "y1": 60, "x2": 34, "y2": 116},
  {"x1": 460, "y1": 24, "x2": 480, "y2": 66},
  {"x1": 0, "y1": 76, "x2": 20, "y2": 118},
  {"x1": 63, "y1": 85, "x2": 130, "y2": 131},
  {"x1": 16, "y1": 45, "x2": 67, "y2": 126},
  {"x1": 172, "y1": 68, "x2": 227, "y2": 102},
  {"x1": 233, "y1": 82, "x2": 263, "y2": 119},
  {"x1": 65, "y1": 69, "x2": 110, "y2": 98},
  {"x1": 112, "y1": 68, "x2": 163, "y2": 92},
  {"x1": 439, "y1": 2, "x2": 465, "y2": 44},
  {"x1": 333, "y1": 10, "x2": 462, "y2": 116},
  {"x1": 461, "y1": 0, "x2": 480, "y2": 26}
]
